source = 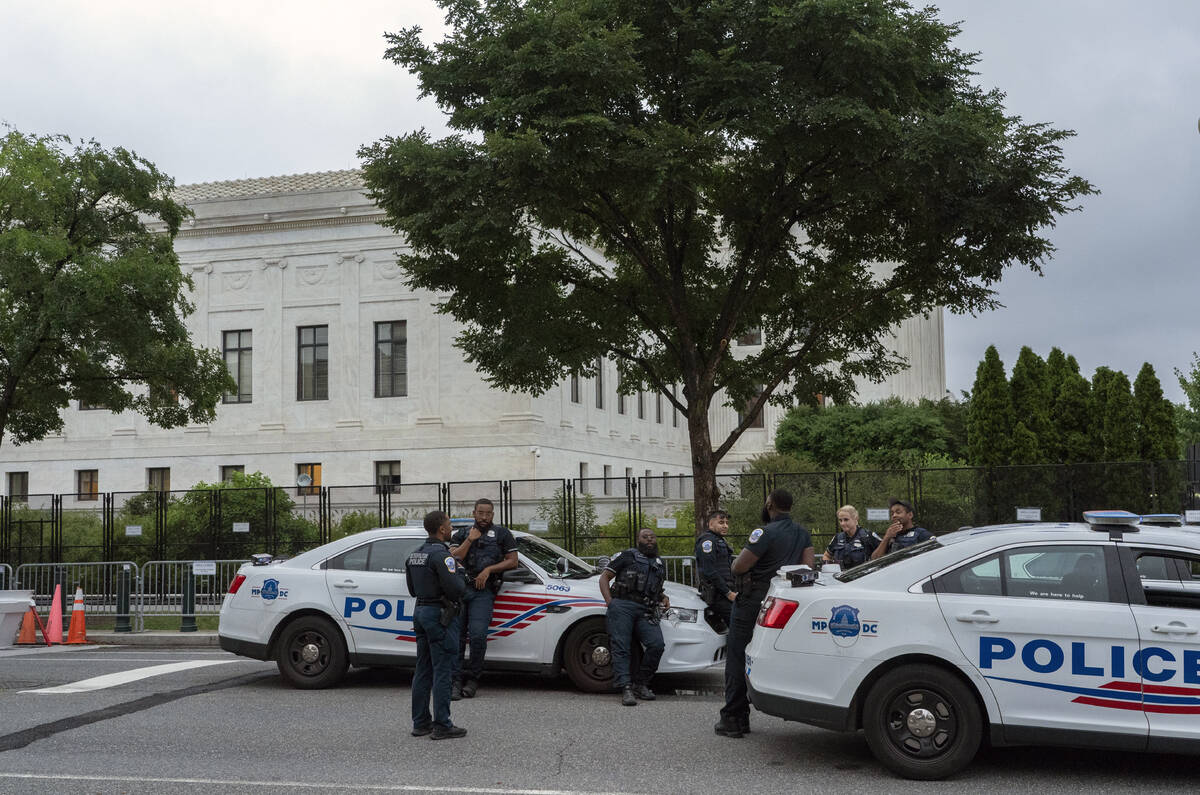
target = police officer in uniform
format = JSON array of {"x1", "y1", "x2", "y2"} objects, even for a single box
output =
[
  {"x1": 823, "y1": 505, "x2": 879, "y2": 570},
  {"x1": 600, "y1": 527, "x2": 669, "y2": 706},
  {"x1": 449, "y1": 498, "x2": 518, "y2": 700},
  {"x1": 715, "y1": 489, "x2": 813, "y2": 738},
  {"x1": 405, "y1": 510, "x2": 468, "y2": 740},
  {"x1": 695, "y1": 509, "x2": 736, "y2": 631},
  {"x1": 869, "y1": 497, "x2": 933, "y2": 560}
]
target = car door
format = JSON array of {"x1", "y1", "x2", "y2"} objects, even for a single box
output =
[
  {"x1": 933, "y1": 542, "x2": 1147, "y2": 745},
  {"x1": 482, "y1": 556, "x2": 555, "y2": 665},
  {"x1": 324, "y1": 536, "x2": 423, "y2": 660},
  {"x1": 1119, "y1": 545, "x2": 1200, "y2": 752}
]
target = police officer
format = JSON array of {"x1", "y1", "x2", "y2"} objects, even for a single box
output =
[
  {"x1": 449, "y1": 498, "x2": 518, "y2": 699},
  {"x1": 869, "y1": 497, "x2": 933, "y2": 560},
  {"x1": 823, "y1": 505, "x2": 879, "y2": 570},
  {"x1": 405, "y1": 510, "x2": 468, "y2": 740},
  {"x1": 695, "y1": 509, "x2": 736, "y2": 631},
  {"x1": 715, "y1": 489, "x2": 813, "y2": 738},
  {"x1": 599, "y1": 527, "x2": 669, "y2": 706}
]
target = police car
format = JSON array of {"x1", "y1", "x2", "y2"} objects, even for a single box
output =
[
  {"x1": 744, "y1": 511, "x2": 1200, "y2": 780},
  {"x1": 218, "y1": 527, "x2": 724, "y2": 691}
]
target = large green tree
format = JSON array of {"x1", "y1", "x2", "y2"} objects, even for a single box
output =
[
  {"x1": 1176, "y1": 353, "x2": 1200, "y2": 454},
  {"x1": 360, "y1": 0, "x2": 1094, "y2": 523},
  {"x1": 0, "y1": 130, "x2": 232, "y2": 446},
  {"x1": 1009, "y1": 346, "x2": 1051, "y2": 463},
  {"x1": 1053, "y1": 362, "x2": 1093, "y2": 464},
  {"x1": 1133, "y1": 362, "x2": 1178, "y2": 461},
  {"x1": 967, "y1": 346, "x2": 1014, "y2": 466}
]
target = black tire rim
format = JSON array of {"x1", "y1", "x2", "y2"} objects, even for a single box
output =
[
  {"x1": 882, "y1": 687, "x2": 958, "y2": 759},
  {"x1": 572, "y1": 630, "x2": 612, "y2": 684},
  {"x1": 287, "y1": 628, "x2": 331, "y2": 677}
]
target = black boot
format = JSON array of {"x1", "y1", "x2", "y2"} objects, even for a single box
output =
[
  {"x1": 714, "y1": 716, "x2": 744, "y2": 738},
  {"x1": 632, "y1": 683, "x2": 656, "y2": 701},
  {"x1": 450, "y1": 680, "x2": 463, "y2": 701},
  {"x1": 621, "y1": 685, "x2": 637, "y2": 706},
  {"x1": 461, "y1": 678, "x2": 478, "y2": 698}
]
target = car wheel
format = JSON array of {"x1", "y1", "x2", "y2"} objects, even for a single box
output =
[
  {"x1": 563, "y1": 619, "x2": 615, "y2": 692},
  {"x1": 862, "y1": 663, "x2": 982, "y2": 780},
  {"x1": 276, "y1": 615, "x2": 349, "y2": 689}
]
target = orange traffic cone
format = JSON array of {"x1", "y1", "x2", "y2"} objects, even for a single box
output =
[
  {"x1": 66, "y1": 587, "x2": 87, "y2": 644},
  {"x1": 45, "y1": 584, "x2": 63, "y2": 645},
  {"x1": 16, "y1": 608, "x2": 39, "y2": 645}
]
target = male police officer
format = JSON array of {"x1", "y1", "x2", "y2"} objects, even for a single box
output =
[
  {"x1": 715, "y1": 489, "x2": 813, "y2": 738},
  {"x1": 869, "y1": 497, "x2": 933, "y2": 560},
  {"x1": 450, "y1": 498, "x2": 518, "y2": 699},
  {"x1": 600, "y1": 527, "x2": 669, "y2": 706},
  {"x1": 695, "y1": 509, "x2": 736, "y2": 631},
  {"x1": 406, "y1": 510, "x2": 468, "y2": 740}
]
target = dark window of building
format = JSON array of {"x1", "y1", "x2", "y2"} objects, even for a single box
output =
[
  {"x1": 617, "y1": 393, "x2": 625, "y2": 415},
  {"x1": 297, "y1": 325, "x2": 329, "y2": 401},
  {"x1": 77, "y1": 470, "x2": 99, "y2": 501},
  {"x1": 223, "y1": 330, "x2": 253, "y2": 403},
  {"x1": 296, "y1": 463, "x2": 322, "y2": 495},
  {"x1": 739, "y1": 389, "x2": 765, "y2": 429},
  {"x1": 656, "y1": 393, "x2": 663, "y2": 424},
  {"x1": 595, "y1": 359, "x2": 604, "y2": 409},
  {"x1": 78, "y1": 400, "x2": 108, "y2": 411},
  {"x1": 672, "y1": 385, "x2": 679, "y2": 427},
  {"x1": 637, "y1": 392, "x2": 645, "y2": 420},
  {"x1": 7, "y1": 472, "x2": 29, "y2": 501},
  {"x1": 374, "y1": 321, "x2": 407, "y2": 398},
  {"x1": 220, "y1": 465, "x2": 244, "y2": 482},
  {"x1": 147, "y1": 468, "x2": 170, "y2": 492},
  {"x1": 736, "y1": 328, "x2": 762, "y2": 346},
  {"x1": 570, "y1": 374, "x2": 580, "y2": 404},
  {"x1": 376, "y1": 460, "x2": 402, "y2": 494}
]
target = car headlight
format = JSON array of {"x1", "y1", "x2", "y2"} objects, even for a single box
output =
[{"x1": 664, "y1": 607, "x2": 698, "y2": 623}]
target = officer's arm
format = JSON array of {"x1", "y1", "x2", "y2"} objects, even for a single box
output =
[
  {"x1": 870, "y1": 539, "x2": 890, "y2": 560},
  {"x1": 731, "y1": 548, "x2": 759, "y2": 576},
  {"x1": 489, "y1": 550, "x2": 519, "y2": 575},
  {"x1": 802, "y1": 545, "x2": 815, "y2": 568},
  {"x1": 599, "y1": 569, "x2": 615, "y2": 605},
  {"x1": 696, "y1": 545, "x2": 718, "y2": 584},
  {"x1": 450, "y1": 531, "x2": 472, "y2": 561},
  {"x1": 437, "y1": 558, "x2": 467, "y2": 599}
]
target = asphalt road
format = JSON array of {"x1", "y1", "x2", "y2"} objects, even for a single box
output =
[{"x1": 0, "y1": 645, "x2": 1193, "y2": 794}]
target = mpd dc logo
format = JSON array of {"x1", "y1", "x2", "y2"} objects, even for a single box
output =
[
  {"x1": 252, "y1": 578, "x2": 288, "y2": 601},
  {"x1": 811, "y1": 604, "x2": 879, "y2": 647}
]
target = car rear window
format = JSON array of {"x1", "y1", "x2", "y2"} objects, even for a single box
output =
[{"x1": 835, "y1": 538, "x2": 941, "y2": 581}]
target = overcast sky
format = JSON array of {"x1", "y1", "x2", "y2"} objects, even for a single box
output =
[{"x1": 2, "y1": 1, "x2": 1197, "y2": 402}]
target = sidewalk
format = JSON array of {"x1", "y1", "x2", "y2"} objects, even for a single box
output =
[{"x1": 86, "y1": 630, "x2": 221, "y2": 647}]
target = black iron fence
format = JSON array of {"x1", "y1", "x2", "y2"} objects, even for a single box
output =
[{"x1": 2, "y1": 460, "x2": 1197, "y2": 566}]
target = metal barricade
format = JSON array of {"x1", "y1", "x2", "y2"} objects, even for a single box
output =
[
  {"x1": 13, "y1": 561, "x2": 138, "y2": 626},
  {"x1": 0, "y1": 563, "x2": 10, "y2": 589},
  {"x1": 139, "y1": 560, "x2": 248, "y2": 629},
  {"x1": 580, "y1": 555, "x2": 696, "y2": 587}
]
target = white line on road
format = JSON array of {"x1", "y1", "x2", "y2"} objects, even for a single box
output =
[
  {"x1": 0, "y1": 773, "x2": 642, "y2": 794},
  {"x1": 18, "y1": 660, "x2": 240, "y2": 694}
]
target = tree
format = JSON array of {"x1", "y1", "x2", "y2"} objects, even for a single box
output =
[
  {"x1": 1176, "y1": 353, "x2": 1200, "y2": 454},
  {"x1": 967, "y1": 346, "x2": 1014, "y2": 466},
  {"x1": 1053, "y1": 366, "x2": 1093, "y2": 464},
  {"x1": 360, "y1": 0, "x2": 1094, "y2": 526},
  {"x1": 0, "y1": 129, "x2": 232, "y2": 446},
  {"x1": 1009, "y1": 346, "x2": 1051, "y2": 463},
  {"x1": 1133, "y1": 362, "x2": 1178, "y2": 461},
  {"x1": 1101, "y1": 370, "x2": 1138, "y2": 462}
]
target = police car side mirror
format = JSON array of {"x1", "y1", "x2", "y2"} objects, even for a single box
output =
[
  {"x1": 555, "y1": 556, "x2": 571, "y2": 576},
  {"x1": 503, "y1": 566, "x2": 541, "y2": 584}
]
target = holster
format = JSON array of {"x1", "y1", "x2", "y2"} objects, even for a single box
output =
[
  {"x1": 439, "y1": 598, "x2": 461, "y2": 628},
  {"x1": 698, "y1": 580, "x2": 717, "y2": 605}
]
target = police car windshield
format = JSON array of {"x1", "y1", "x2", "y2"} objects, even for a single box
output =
[
  {"x1": 516, "y1": 536, "x2": 596, "y2": 579},
  {"x1": 835, "y1": 538, "x2": 942, "y2": 582}
]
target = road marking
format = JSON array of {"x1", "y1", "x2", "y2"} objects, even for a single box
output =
[
  {"x1": 19, "y1": 660, "x2": 239, "y2": 693},
  {"x1": 0, "y1": 774, "x2": 643, "y2": 794}
]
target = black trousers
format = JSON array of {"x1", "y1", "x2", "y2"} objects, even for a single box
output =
[{"x1": 720, "y1": 598, "x2": 760, "y2": 722}]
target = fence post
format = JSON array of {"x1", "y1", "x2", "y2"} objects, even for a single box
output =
[
  {"x1": 115, "y1": 563, "x2": 132, "y2": 633},
  {"x1": 181, "y1": 563, "x2": 197, "y2": 632}
]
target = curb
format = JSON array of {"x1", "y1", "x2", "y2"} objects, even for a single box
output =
[{"x1": 86, "y1": 631, "x2": 222, "y2": 648}]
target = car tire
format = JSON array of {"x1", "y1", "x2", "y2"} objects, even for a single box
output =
[
  {"x1": 563, "y1": 618, "x2": 616, "y2": 692},
  {"x1": 276, "y1": 615, "x2": 349, "y2": 689},
  {"x1": 862, "y1": 663, "x2": 982, "y2": 780}
]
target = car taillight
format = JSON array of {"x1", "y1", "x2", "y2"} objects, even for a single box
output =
[
  {"x1": 228, "y1": 574, "x2": 247, "y2": 594},
  {"x1": 757, "y1": 596, "x2": 799, "y2": 628}
]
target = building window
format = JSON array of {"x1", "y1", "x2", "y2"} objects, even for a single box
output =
[
  {"x1": 297, "y1": 325, "x2": 329, "y2": 401},
  {"x1": 579, "y1": 462, "x2": 588, "y2": 481},
  {"x1": 595, "y1": 359, "x2": 604, "y2": 409},
  {"x1": 220, "y1": 465, "x2": 244, "y2": 482},
  {"x1": 76, "y1": 470, "x2": 99, "y2": 501},
  {"x1": 570, "y1": 374, "x2": 580, "y2": 404},
  {"x1": 78, "y1": 400, "x2": 107, "y2": 411},
  {"x1": 7, "y1": 472, "x2": 29, "y2": 501},
  {"x1": 296, "y1": 463, "x2": 322, "y2": 495},
  {"x1": 374, "y1": 321, "x2": 407, "y2": 398},
  {"x1": 376, "y1": 460, "x2": 402, "y2": 494},
  {"x1": 656, "y1": 393, "x2": 663, "y2": 424},
  {"x1": 736, "y1": 328, "x2": 762, "y2": 346},
  {"x1": 637, "y1": 392, "x2": 645, "y2": 420},
  {"x1": 643, "y1": 469, "x2": 653, "y2": 498},
  {"x1": 662, "y1": 471, "x2": 670, "y2": 498},
  {"x1": 738, "y1": 389, "x2": 765, "y2": 429},
  {"x1": 223, "y1": 330, "x2": 253, "y2": 403},
  {"x1": 617, "y1": 393, "x2": 625, "y2": 415},
  {"x1": 603, "y1": 464, "x2": 612, "y2": 495},
  {"x1": 672, "y1": 385, "x2": 679, "y2": 427},
  {"x1": 147, "y1": 468, "x2": 170, "y2": 493}
]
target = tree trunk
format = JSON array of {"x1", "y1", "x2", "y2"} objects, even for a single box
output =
[{"x1": 687, "y1": 406, "x2": 721, "y2": 537}]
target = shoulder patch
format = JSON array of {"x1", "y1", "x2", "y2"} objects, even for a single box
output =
[
  {"x1": 444, "y1": 556, "x2": 456, "y2": 572},
  {"x1": 701, "y1": 539, "x2": 713, "y2": 553},
  {"x1": 748, "y1": 528, "x2": 764, "y2": 543}
]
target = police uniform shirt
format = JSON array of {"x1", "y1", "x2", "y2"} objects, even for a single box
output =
[
  {"x1": 743, "y1": 513, "x2": 812, "y2": 582},
  {"x1": 405, "y1": 539, "x2": 468, "y2": 603},
  {"x1": 826, "y1": 528, "x2": 880, "y2": 568},
  {"x1": 889, "y1": 525, "x2": 933, "y2": 551},
  {"x1": 604, "y1": 549, "x2": 666, "y2": 601},
  {"x1": 451, "y1": 524, "x2": 518, "y2": 577},
  {"x1": 695, "y1": 531, "x2": 734, "y2": 593}
]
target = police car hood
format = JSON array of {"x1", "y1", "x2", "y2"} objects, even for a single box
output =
[{"x1": 662, "y1": 580, "x2": 706, "y2": 610}]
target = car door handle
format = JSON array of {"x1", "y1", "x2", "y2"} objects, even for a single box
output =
[
  {"x1": 332, "y1": 580, "x2": 358, "y2": 589},
  {"x1": 1151, "y1": 623, "x2": 1198, "y2": 635},
  {"x1": 956, "y1": 611, "x2": 999, "y2": 624}
]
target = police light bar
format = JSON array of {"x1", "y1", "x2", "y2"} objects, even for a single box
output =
[
  {"x1": 1082, "y1": 510, "x2": 1141, "y2": 529},
  {"x1": 1139, "y1": 514, "x2": 1183, "y2": 526},
  {"x1": 250, "y1": 553, "x2": 273, "y2": 566}
]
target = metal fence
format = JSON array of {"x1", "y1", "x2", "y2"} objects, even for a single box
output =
[
  {"x1": 140, "y1": 560, "x2": 249, "y2": 626},
  {"x1": 3, "y1": 460, "x2": 1198, "y2": 566},
  {"x1": 13, "y1": 561, "x2": 138, "y2": 628},
  {"x1": 0, "y1": 563, "x2": 10, "y2": 589},
  {"x1": 580, "y1": 555, "x2": 697, "y2": 587}
]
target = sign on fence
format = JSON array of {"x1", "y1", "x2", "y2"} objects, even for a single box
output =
[
  {"x1": 656, "y1": 518, "x2": 677, "y2": 529},
  {"x1": 192, "y1": 561, "x2": 217, "y2": 576},
  {"x1": 1186, "y1": 510, "x2": 1200, "y2": 524},
  {"x1": 125, "y1": 525, "x2": 142, "y2": 536},
  {"x1": 866, "y1": 508, "x2": 889, "y2": 522},
  {"x1": 232, "y1": 522, "x2": 250, "y2": 534},
  {"x1": 528, "y1": 520, "x2": 549, "y2": 533},
  {"x1": 1016, "y1": 507, "x2": 1042, "y2": 522}
]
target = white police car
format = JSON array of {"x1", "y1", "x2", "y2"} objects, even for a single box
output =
[
  {"x1": 744, "y1": 511, "x2": 1200, "y2": 779},
  {"x1": 219, "y1": 527, "x2": 724, "y2": 691}
]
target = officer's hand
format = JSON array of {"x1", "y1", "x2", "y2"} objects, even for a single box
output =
[
  {"x1": 468, "y1": 526, "x2": 483, "y2": 542},
  {"x1": 727, "y1": 591, "x2": 737, "y2": 602},
  {"x1": 822, "y1": 551, "x2": 833, "y2": 563},
  {"x1": 886, "y1": 521, "x2": 902, "y2": 538},
  {"x1": 473, "y1": 571, "x2": 489, "y2": 590}
]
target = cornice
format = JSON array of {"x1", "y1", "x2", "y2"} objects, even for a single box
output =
[{"x1": 174, "y1": 212, "x2": 389, "y2": 239}]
